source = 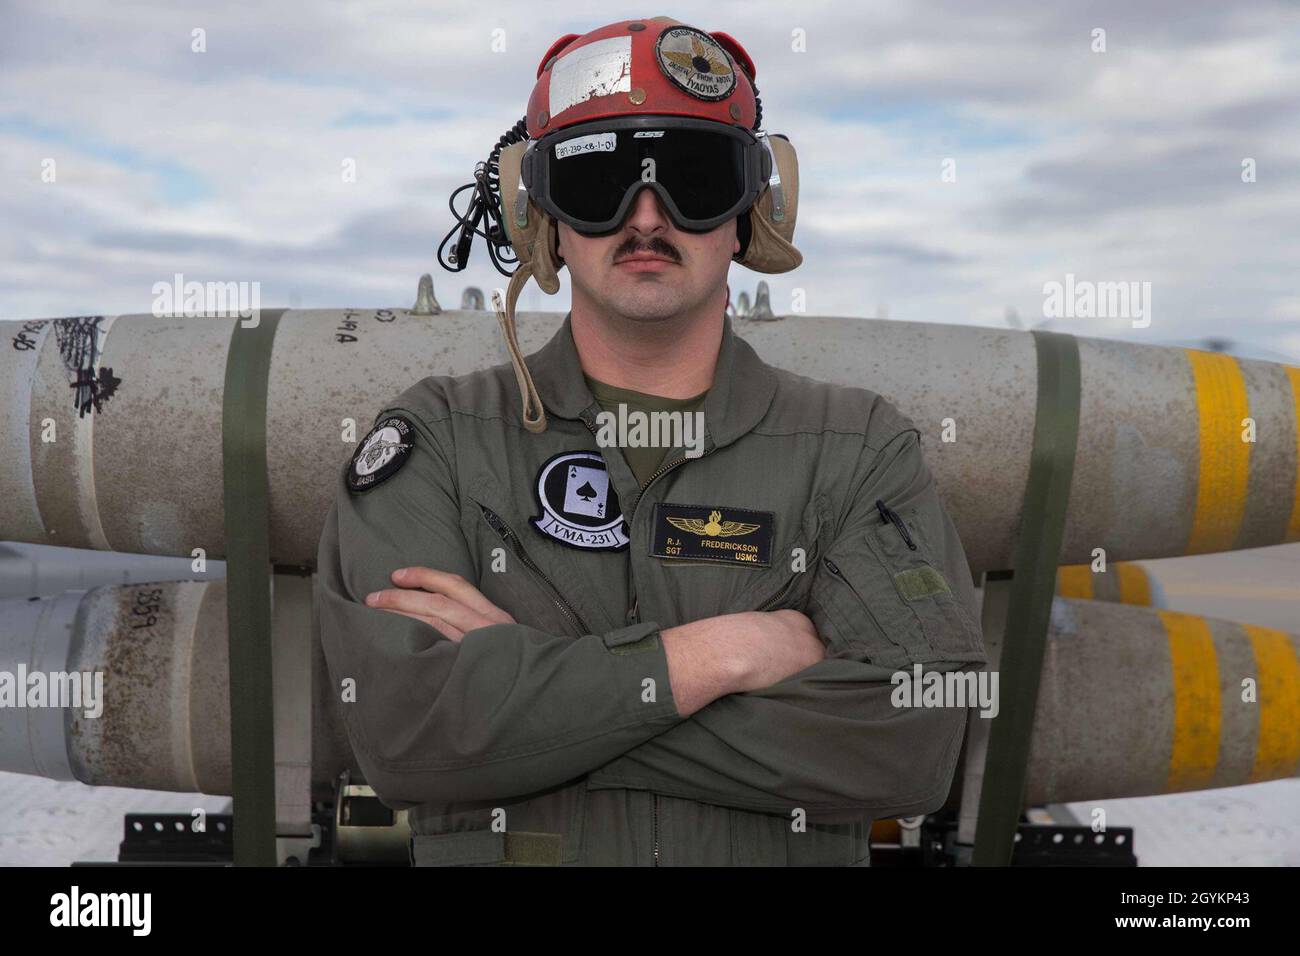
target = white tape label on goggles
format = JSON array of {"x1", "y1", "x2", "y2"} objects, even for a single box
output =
[
  {"x1": 555, "y1": 132, "x2": 617, "y2": 160},
  {"x1": 548, "y1": 35, "x2": 632, "y2": 118}
]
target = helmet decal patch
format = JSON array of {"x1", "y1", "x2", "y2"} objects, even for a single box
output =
[
  {"x1": 548, "y1": 35, "x2": 633, "y2": 119},
  {"x1": 531, "y1": 450, "x2": 630, "y2": 551},
  {"x1": 654, "y1": 26, "x2": 736, "y2": 102}
]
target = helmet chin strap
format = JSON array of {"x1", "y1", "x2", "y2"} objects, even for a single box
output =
[{"x1": 492, "y1": 266, "x2": 548, "y2": 434}]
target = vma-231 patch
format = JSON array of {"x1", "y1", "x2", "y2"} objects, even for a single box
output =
[
  {"x1": 346, "y1": 414, "x2": 415, "y2": 494},
  {"x1": 530, "y1": 450, "x2": 630, "y2": 552}
]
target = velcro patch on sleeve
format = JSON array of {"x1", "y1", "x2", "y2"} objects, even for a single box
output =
[{"x1": 894, "y1": 565, "x2": 951, "y2": 601}]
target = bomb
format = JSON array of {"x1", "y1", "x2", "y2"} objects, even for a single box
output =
[
  {"x1": 2, "y1": 310, "x2": 1297, "y2": 574},
  {"x1": 1054, "y1": 561, "x2": 1166, "y2": 607},
  {"x1": 1, "y1": 579, "x2": 1294, "y2": 805}
]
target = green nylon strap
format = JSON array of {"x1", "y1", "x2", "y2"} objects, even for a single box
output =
[
  {"x1": 222, "y1": 309, "x2": 287, "y2": 867},
  {"x1": 972, "y1": 329, "x2": 1081, "y2": 866}
]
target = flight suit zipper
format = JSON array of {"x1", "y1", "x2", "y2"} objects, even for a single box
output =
[
  {"x1": 754, "y1": 536, "x2": 821, "y2": 611},
  {"x1": 653, "y1": 794, "x2": 660, "y2": 866},
  {"x1": 632, "y1": 442, "x2": 713, "y2": 869},
  {"x1": 578, "y1": 412, "x2": 643, "y2": 632},
  {"x1": 822, "y1": 556, "x2": 895, "y2": 652},
  {"x1": 581, "y1": 410, "x2": 712, "y2": 867},
  {"x1": 635, "y1": 446, "x2": 715, "y2": 501},
  {"x1": 478, "y1": 504, "x2": 590, "y2": 634}
]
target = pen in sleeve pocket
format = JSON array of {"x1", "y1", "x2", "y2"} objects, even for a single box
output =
[{"x1": 875, "y1": 499, "x2": 918, "y2": 551}]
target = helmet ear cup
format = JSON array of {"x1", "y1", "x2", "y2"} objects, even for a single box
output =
[
  {"x1": 737, "y1": 133, "x2": 802, "y2": 274},
  {"x1": 496, "y1": 141, "x2": 564, "y2": 293},
  {"x1": 496, "y1": 141, "x2": 529, "y2": 250}
]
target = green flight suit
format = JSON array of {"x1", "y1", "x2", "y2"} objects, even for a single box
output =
[{"x1": 316, "y1": 311, "x2": 988, "y2": 866}]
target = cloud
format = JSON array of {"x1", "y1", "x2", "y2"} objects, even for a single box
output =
[{"x1": 1, "y1": 0, "x2": 1297, "y2": 357}]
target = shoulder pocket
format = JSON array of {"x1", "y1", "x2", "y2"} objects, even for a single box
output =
[
  {"x1": 811, "y1": 507, "x2": 985, "y2": 666},
  {"x1": 863, "y1": 505, "x2": 986, "y2": 663}
]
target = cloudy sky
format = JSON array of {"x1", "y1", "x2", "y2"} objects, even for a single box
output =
[{"x1": 2, "y1": 0, "x2": 1298, "y2": 359}]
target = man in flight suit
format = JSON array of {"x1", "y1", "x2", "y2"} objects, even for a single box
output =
[{"x1": 316, "y1": 16, "x2": 988, "y2": 866}]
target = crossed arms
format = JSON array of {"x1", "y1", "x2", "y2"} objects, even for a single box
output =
[{"x1": 316, "y1": 407, "x2": 985, "y2": 823}]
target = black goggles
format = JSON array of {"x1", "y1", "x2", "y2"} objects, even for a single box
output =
[{"x1": 519, "y1": 115, "x2": 772, "y2": 235}]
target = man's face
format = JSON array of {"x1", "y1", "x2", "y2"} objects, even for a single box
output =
[{"x1": 556, "y1": 186, "x2": 740, "y2": 324}]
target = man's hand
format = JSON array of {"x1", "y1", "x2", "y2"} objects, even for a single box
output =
[
  {"x1": 364, "y1": 567, "x2": 515, "y2": 641},
  {"x1": 729, "y1": 609, "x2": 826, "y2": 692},
  {"x1": 660, "y1": 609, "x2": 826, "y2": 716}
]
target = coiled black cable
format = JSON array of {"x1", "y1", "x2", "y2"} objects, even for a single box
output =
[{"x1": 438, "y1": 116, "x2": 529, "y2": 277}]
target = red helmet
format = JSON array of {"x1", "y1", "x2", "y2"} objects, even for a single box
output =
[
  {"x1": 525, "y1": 16, "x2": 760, "y2": 138},
  {"x1": 473, "y1": 17, "x2": 800, "y2": 437}
]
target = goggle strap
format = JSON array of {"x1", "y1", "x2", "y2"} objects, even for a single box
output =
[{"x1": 760, "y1": 135, "x2": 785, "y2": 223}]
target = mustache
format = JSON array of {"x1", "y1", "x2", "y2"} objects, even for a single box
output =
[{"x1": 613, "y1": 237, "x2": 680, "y2": 262}]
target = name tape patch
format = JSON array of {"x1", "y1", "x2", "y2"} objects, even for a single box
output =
[{"x1": 650, "y1": 502, "x2": 773, "y2": 567}]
